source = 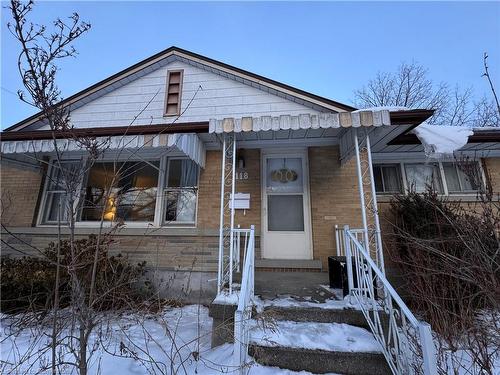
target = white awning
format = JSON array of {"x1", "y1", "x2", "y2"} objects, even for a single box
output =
[
  {"x1": 208, "y1": 110, "x2": 391, "y2": 134},
  {"x1": 0, "y1": 133, "x2": 206, "y2": 168}
]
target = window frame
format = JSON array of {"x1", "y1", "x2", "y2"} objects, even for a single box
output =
[
  {"x1": 37, "y1": 155, "x2": 199, "y2": 228},
  {"x1": 373, "y1": 160, "x2": 486, "y2": 197},
  {"x1": 162, "y1": 157, "x2": 200, "y2": 226},
  {"x1": 372, "y1": 164, "x2": 403, "y2": 195},
  {"x1": 37, "y1": 159, "x2": 85, "y2": 226},
  {"x1": 163, "y1": 69, "x2": 184, "y2": 117},
  {"x1": 441, "y1": 162, "x2": 481, "y2": 194}
]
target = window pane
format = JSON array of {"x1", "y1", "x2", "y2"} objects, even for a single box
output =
[
  {"x1": 164, "y1": 159, "x2": 198, "y2": 223},
  {"x1": 164, "y1": 189, "x2": 197, "y2": 222},
  {"x1": 43, "y1": 161, "x2": 80, "y2": 224},
  {"x1": 443, "y1": 163, "x2": 479, "y2": 193},
  {"x1": 457, "y1": 167, "x2": 475, "y2": 191},
  {"x1": 443, "y1": 164, "x2": 461, "y2": 192},
  {"x1": 405, "y1": 164, "x2": 443, "y2": 193},
  {"x1": 374, "y1": 166, "x2": 384, "y2": 192},
  {"x1": 268, "y1": 195, "x2": 304, "y2": 231},
  {"x1": 167, "y1": 159, "x2": 198, "y2": 187},
  {"x1": 266, "y1": 158, "x2": 303, "y2": 194},
  {"x1": 373, "y1": 165, "x2": 401, "y2": 193},
  {"x1": 81, "y1": 161, "x2": 159, "y2": 222},
  {"x1": 44, "y1": 192, "x2": 69, "y2": 223},
  {"x1": 382, "y1": 165, "x2": 402, "y2": 193},
  {"x1": 47, "y1": 162, "x2": 80, "y2": 191}
]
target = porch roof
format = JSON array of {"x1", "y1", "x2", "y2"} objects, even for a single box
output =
[
  {"x1": 1, "y1": 132, "x2": 206, "y2": 168},
  {"x1": 207, "y1": 109, "x2": 432, "y2": 133}
]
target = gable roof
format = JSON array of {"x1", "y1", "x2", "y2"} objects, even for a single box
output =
[{"x1": 5, "y1": 46, "x2": 356, "y2": 132}]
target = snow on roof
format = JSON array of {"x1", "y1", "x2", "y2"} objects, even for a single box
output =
[{"x1": 411, "y1": 123, "x2": 473, "y2": 157}]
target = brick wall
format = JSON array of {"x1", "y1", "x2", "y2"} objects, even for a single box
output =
[
  {"x1": 308, "y1": 146, "x2": 364, "y2": 269},
  {"x1": 484, "y1": 157, "x2": 500, "y2": 193},
  {"x1": 196, "y1": 150, "x2": 222, "y2": 230},
  {"x1": 2, "y1": 152, "x2": 499, "y2": 273},
  {"x1": 197, "y1": 149, "x2": 261, "y2": 231},
  {"x1": 1, "y1": 161, "x2": 44, "y2": 227}
]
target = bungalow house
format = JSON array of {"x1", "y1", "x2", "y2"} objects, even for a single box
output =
[{"x1": 1, "y1": 47, "x2": 499, "y2": 374}]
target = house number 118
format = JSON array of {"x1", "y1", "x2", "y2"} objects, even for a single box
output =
[{"x1": 236, "y1": 171, "x2": 249, "y2": 180}]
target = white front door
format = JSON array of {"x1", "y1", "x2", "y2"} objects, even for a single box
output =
[{"x1": 261, "y1": 150, "x2": 312, "y2": 259}]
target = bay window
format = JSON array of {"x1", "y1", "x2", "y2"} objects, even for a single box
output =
[
  {"x1": 39, "y1": 157, "x2": 198, "y2": 226},
  {"x1": 80, "y1": 161, "x2": 159, "y2": 222}
]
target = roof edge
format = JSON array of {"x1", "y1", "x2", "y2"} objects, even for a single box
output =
[{"x1": 0, "y1": 122, "x2": 209, "y2": 141}]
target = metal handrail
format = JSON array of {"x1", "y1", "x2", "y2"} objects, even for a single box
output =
[
  {"x1": 344, "y1": 226, "x2": 437, "y2": 375},
  {"x1": 335, "y1": 225, "x2": 364, "y2": 257},
  {"x1": 233, "y1": 225, "x2": 255, "y2": 374}
]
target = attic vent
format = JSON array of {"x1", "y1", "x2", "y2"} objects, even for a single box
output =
[{"x1": 164, "y1": 70, "x2": 183, "y2": 116}]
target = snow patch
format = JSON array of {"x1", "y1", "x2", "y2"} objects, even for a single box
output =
[
  {"x1": 1, "y1": 305, "x2": 331, "y2": 375},
  {"x1": 254, "y1": 295, "x2": 362, "y2": 312},
  {"x1": 412, "y1": 124, "x2": 473, "y2": 157},
  {"x1": 213, "y1": 290, "x2": 240, "y2": 305},
  {"x1": 250, "y1": 320, "x2": 382, "y2": 353}
]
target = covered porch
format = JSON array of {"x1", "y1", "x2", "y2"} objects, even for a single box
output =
[
  {"x1": 207, "y1": 109, "x2": 431, "y2": 298},
  {"x1": 207, "y1": 108, "x2": 440, "y2": 375}
]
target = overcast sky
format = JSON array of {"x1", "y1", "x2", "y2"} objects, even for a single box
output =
[{"x1": 1, "y1": 1, "x2": 499, "y2": 129}]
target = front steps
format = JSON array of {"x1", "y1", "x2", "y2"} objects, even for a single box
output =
[
  {"x1": 249, "y1": 345, "x2": 389, "y2": 375},
  {"x1": 260, "y1": 305, "x2": 370, "y2": 328},
  {"x1": 250, "y1": 305, "x2": 391, "y2": 375},
  {"x1": 255, "y1": 259, "x2": 323, "y2": 271}
]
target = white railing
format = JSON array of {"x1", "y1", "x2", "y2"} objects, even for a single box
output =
[
  {"x1": 343, "y1": 225, "x2": 437, "y2": 375},
  {"x1": 233, "y1": 225, "x2": 255, "y2": 374},
  {"x1": 335, "y1": 224, "x2": 364, "y2": 256},
  {"x1": 218, "y1": 226, "x2": 252, "y2": 295}
]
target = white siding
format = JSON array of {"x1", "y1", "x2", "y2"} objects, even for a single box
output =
[{"x1": 60, "y1": 61, "x2": 322, "y2": 129}]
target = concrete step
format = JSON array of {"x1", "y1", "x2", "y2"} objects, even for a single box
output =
[
  {"x1": 258, "y1": 305, "x2": 370, "y2": 329},
  {"x1": 249, "y1": 345, "x2": 391, "y2": 375},
  {"x1": 255, "y1": 259, "x2": 323, "y2": 270},
  {"x1": 248, "y1": 319, "x2": 390, "y2": 375}
]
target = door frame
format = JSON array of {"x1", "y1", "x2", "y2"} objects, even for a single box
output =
[{"x1": 260, "y1": 148, "x2": 313, "y2": 260}]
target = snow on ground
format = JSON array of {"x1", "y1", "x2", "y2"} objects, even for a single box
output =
[
  {"x1": 254, "y1": 294, "x2": 362, "y2": 312},
  {"x1": 250, "y1": 320, "x2": 382, "y2": 353},
  {"x1": 0, "y1": 305, "x2": 331, "y2": 375},
  {"x1": 412, "y1": 123, "x2": 473, "y2": 157}
]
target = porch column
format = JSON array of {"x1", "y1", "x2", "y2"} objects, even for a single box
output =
[
  {"x1": 365, "y1": 133, "x2": 385, "y2": 274},
  {"x1": 217, "y1": 133, "x2": 237, "y2": 295},
  {"x1": 353, "y1": 129, "x2": 371, "y2": 254},
  {"x1": 352, "y1": 128, "x2": 385, "y2": 273}
]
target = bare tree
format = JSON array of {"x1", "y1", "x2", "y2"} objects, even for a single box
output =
[
  {"x1": 354, "y1": 61, "x2": 450, "y2": 122},
  {"x1": 354, "y1": 59, "x2": 499, "y2": 128},
  {"x1": 2, "y1": 2, "x2": 216, "y2": 375}
]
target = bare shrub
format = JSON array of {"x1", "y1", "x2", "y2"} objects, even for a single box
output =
[{"x1": 386, "y1": 171, "x2": 499, "y2": 374}]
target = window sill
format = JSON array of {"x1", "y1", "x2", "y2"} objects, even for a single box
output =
[
  {"x1": 376, "y1": 193, "x2": 483, "y2": 203},
  {"x1": 3, "y1": 226, "x2": 219, "y2": 237}
]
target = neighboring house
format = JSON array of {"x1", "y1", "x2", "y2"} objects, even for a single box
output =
[{"x1": 2, "y1": 46, "x2": 500, "y2": 374}]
